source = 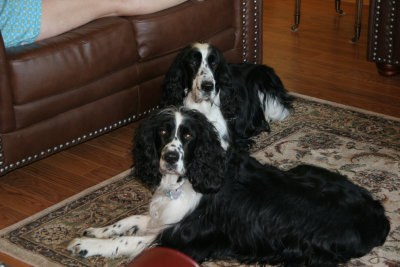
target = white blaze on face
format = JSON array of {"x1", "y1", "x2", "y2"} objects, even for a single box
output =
[
  {"x1": 192, "y1": 43, "x2": 216, "y2": 102},
  {"x1": 174, "y1": 111, "x2": 183, "y2": 137},
  {"x1": 159, "y1": 112, "x2": 185, "y2": 176}
]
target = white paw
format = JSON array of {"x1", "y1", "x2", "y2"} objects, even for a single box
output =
[
  {"x1": 68, "y1": 236, "x2": 154, "y2": 258},
  {"x1": 68, "y1": 238, "x2": 109, "y2": 258}
]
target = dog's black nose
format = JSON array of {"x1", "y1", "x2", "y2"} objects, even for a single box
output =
[
  {"x1": 163, "y1": 151, "x2": 179, "y2": 164},
  {"x1": 201, "y1": 81, "x2": 214, "y2": 92}
]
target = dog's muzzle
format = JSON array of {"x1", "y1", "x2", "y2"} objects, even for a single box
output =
[
  {"x1": 193, "y1": 66, "x2": 215, "y2": 102},
  {"x1": 160, "y1": 148, "x2": 184, "y2": 175}
]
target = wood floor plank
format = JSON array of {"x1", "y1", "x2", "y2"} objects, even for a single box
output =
[
  {"x1": 64, "y1": 142, "x2": 131, "y2": 172},
  {"x1": 36, "y1": 152, "x2": 104, "y2": 177},
  {"x1": 82, "y1": 166, "x2": 129, "y2": 182},
  {"x1": 0, "y1": 204, "x2": 30, "y2": 229},
  {"x1": 0, "y1": 183, "x2": 54, "y2": 216}
]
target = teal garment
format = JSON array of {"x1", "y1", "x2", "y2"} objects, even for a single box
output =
[{"x1": 0, "y1": 0, "x2": 42, "y2": 48}]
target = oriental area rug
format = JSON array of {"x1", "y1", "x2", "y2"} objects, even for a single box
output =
[{"x1": 0, "y1": 95, "x2": 399, "y2": 267}]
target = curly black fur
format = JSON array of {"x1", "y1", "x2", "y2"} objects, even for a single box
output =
[
  {"x1": 133, "y1": 108, "x2": 390, "y2": 267},
  {"x1": 183, "y1": 110, "x2": 226, "y2": 194}
]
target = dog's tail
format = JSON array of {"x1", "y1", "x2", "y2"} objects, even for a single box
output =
[{"x1": 248, "y1": 65, "x2": 293, "y2": 122}]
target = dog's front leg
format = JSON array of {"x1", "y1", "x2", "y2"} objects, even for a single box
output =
[
  {"x1": 68, "y1": 235, "x2": 155, "y2": 258},
  {"x1": 83, "y1": 215, "x2": 151, "y2": 238}
]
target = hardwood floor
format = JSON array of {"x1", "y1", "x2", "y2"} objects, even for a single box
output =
[
  {"x1": 263, "y1": 0, "x2": 400, "y2": 117},
  {"x1": 0, "y1": 0, "x2": 399, "y2": 265}
]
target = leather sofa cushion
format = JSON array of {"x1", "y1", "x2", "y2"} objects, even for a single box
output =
[
  {"x1": 2, "y1": 86, "x2": 140, "y2": 163},
  {"x1": 7, "y1": 17, "x2": 138, "y2": 106},
  {"x1": 13, "y1": 65, "x2": 140, "y2": 130},
  {"x1": 130, "y1": 0, "x2": 234, "y2": 60}
]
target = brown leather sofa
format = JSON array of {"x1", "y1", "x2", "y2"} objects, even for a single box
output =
[
  {"x1": 367, "y1": 0, "x2": 400, "y2": 76},
  {"x1": 0, "y1": 0, "x2": 263, "y2": 176}
]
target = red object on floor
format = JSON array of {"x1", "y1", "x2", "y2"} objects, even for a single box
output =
[{"x1": 128, "y1": 247, "x2": 200, "y2": 267}]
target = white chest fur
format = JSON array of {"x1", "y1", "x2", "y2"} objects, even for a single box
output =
[
  {"x1": 148, "y1": 176, "x2": 202, "y2": 230},
  {"x1": 184, "y1": 92, "x2": 229, "y2": 150}
]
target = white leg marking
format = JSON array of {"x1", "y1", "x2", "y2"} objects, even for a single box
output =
[
  {"x1": 83, "y1": 215, "x2": 151, "y2": 238},
  {"x1": 68, "y1": 235, "x2": 155, "y2": 258}
]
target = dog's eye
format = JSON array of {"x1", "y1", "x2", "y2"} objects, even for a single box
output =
[
  {"x1": 160, "y1": 130, "x2": 167, "y2": 136},
  {"x1": 210, "y1": 62, "x2": 217, "y2": 68},
  {"x1": 190, "y1": 61, "x2": 197, "y2": 67},
  {"x1": 184, "y1": 134, "x2": 192, "y2": 140}
]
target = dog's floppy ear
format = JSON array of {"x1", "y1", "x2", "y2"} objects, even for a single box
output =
[
  {"x1": 185, "y1": 110, "x2": 226, "y2": 194},
  {"x1": 160, "y1": 46, "x2": 191, "y2": 107},
  {"x1": 214, "y1": 49, "x2": 240, "y2": 120},
  {"x1": 214, "y1": 50, "x2": 231, "y2": 90},
  {"x1": 132, "y1": 113, "x2": 161, "y2": 191}
]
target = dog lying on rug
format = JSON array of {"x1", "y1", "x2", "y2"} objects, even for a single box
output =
[
  {"x1": 68, "y1": 107, "x2": 390, "y2": 267},
  {"x1": 160, "y1": 42, "x2": 293, "y2": 149}
]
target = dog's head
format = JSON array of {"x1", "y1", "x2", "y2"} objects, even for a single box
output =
[
  {"x1": 133, "y1": 107, "x2": 226, "y2": 194},
  {"x1": 161, "y1": 43, "x2": 231, "y2": 106}
]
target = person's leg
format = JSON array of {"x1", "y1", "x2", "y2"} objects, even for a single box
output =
[{"x1": 36, "y1": 0, "x2": 187, "y2": 42}]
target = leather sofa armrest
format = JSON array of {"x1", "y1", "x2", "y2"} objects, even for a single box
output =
[
  {"x1": 0, "y1": 31, "x2": 15, "y2": 133},
  {"x1": 236, "y1": 0, "x2": 263, "y2": 64}
]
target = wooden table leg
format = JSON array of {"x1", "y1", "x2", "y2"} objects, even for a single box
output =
[
  {"x1": 335, "y1": 0, "x2": 343, "y2": 14},
  {"x1": 351, "y1": 0, "x2": 363, "y2": 42},
  {"x1": 291, "y1": 0, "x2": 301, "y2": 32}
]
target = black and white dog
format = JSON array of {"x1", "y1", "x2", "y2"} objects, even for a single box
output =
[
  {"x1": 69, "y1": 107, "x2": 390, "y2": 267},
  {"x1": 160, "y1": 42, "x2": 293, "y2": 149}
]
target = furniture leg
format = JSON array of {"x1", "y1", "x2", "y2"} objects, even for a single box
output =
[
  {"x1": 376, "y1": 63, "x2": 400, "y2": 76},
  {"x1": 335, "y1": 0, "x2": 343, "y2": 14},
  {"x1": 351, "y1": 0, "x2": 363, "y2": 42},
  {"x1": 291, "y1": 0, "x2": 301, "y2": 31}
]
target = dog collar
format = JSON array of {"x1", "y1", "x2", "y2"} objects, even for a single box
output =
[{"x1": 165, "y1": 188, "x2": 184, "y2": 200}]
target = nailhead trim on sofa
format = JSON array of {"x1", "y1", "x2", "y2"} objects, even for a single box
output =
[
  {"x1": 0, "y1": 107, "x2": 158, "y2": 174},
  {"x1": 241, "y1": 0, "x2": 261, "y2": 63},
  {"x1": 371, "y1": 0, "x2": 399, "y2": 65}
]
